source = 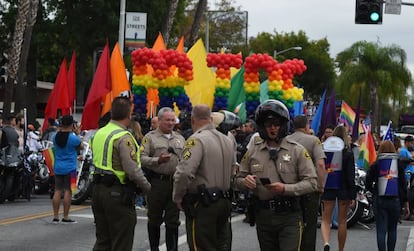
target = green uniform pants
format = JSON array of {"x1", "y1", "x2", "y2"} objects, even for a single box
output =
[
  {"x1": 185, "y1": 198, "x2": 232, "y2": 251},
  {"x1": 147, "y1": 177, "x2": 180, "y2": 227},
  {"x1": 255, "y1": 209, "x2": 303, "y2": 251},
  {"x1": 92, "y1": 183, "x2": 137, "y2": 251},
  {"x1": 147, "y1": 177, "x2": 180, "y2": 250},
  {"x1": 300, "y1": 192, "x2": 320, "y2": 251}
]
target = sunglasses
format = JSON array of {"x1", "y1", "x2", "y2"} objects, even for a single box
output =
[{"x1": 264, "y1": 121, "x2": 282, "y2": 128}]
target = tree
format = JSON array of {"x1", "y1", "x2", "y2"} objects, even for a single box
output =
[
  {"x1": 161, "y1": 0, "x2": 179, "y2": 45},
  {"x1": 188, "y1": 0, "x2": 207, "y2": 48},
  {"x1": 3, "y1": 0, "x2": 31, "y2": 118},
  {"x1": 336, "y1": 41, "x2": 413, "y2": 133},
  {"x1": 247, "y1": 30, "x2": 336, "y2": 99}
]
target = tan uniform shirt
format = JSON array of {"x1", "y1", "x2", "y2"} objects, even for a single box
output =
[
  {"x1": 140, "y1": 128, "x2": 185, "y2": 175},
  {"x1": 111, "y1": 121, "x2": 151, "y2": 193},
  {"x1": 286, "y1": 131, "x2": 326, "y2": 170},
  {"x1": 235, "y1": 137, "x2": 317, "y2": 200},
  {"x1": 173, "y1": 124, "x2": 235, "y2": 203}
]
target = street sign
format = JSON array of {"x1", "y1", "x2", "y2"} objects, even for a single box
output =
[
  {"x1": 125, "y1": 12, "x2": 147, "y2": 52},
  {"x1": 385, "y1": 0, "x2": 402, "y2": 15}
]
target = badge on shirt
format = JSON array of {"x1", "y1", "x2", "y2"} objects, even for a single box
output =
[
  {"x1": 282, "y1": 154, "x2": 291, "y2": 162},
  {"x1": 174, "y1": 139, "x2": 182, "y2": 147}
]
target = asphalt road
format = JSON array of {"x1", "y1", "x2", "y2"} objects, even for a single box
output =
[{"x1": 1, "y1": 194, "x2": 414, "y2": 251}]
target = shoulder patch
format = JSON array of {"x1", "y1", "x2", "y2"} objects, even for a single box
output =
[
  {"x1": 303, "y1": 149, "x2": 311, "y2": 160},
  {"x1": 130, "y1": 150, "x2": 137, "y2": 161},
  {"x1": 124, "y1": 137, "x2": 135, "y2": 149},
  {"x1": 316, "y1": 138, "x2": 322, "y2": 145},
  {"x1": 185, "y1": 138, "x2": 197, "y2": 148},
  {"x1": 142, "y1": 137, "x2": 148, "y2": 145},
  {"x1": 124, "y1": 137, "x2": 137, "y2": 161},
  {"x1": 241, "y1": 151, "x2": 249, "y2": 161},
  {"x1": 254, "y1": 136, "x2": 263, "y2": 144},
  {"x1": 182, "y1": 149, "x2": 191, "y2": 160}
]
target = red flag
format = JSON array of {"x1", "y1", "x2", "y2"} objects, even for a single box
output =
[
  {"x1": 81, "y1": 42, "x2": 112, "y2": 130},
  {"x1": 43, "y1": 58, "x2": 70, "y2": 131},
  {"x1": 67, "y1": 51, "x2": 76, "y2": 112}
]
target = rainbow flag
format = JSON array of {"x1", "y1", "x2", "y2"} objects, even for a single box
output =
[
  {"x1": 339, "y1": 101, "x2": 355, "y2": 130},
  {"x1": 42, "y1": 148, "x2": 55, "y2": 176},
  {"x1": 70, "y1": 171, "x2": 77, "y2": 194},
  {"x1": 357, "y1": 125, "x2": 377, "y2": 170}
]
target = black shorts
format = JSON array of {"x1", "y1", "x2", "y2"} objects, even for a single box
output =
[
  {"x1": 54, "y1": 172, "x2": 74, "y2": 191},
  {"x1": 321, "y1": 189, "x2": 354, "y2": 201}
]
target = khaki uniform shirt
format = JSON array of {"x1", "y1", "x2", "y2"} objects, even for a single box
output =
[
  {"x1": 173, "y1": 124, "x2": 235, "y2": 203},
  {"x1": 140, "y1": 128, "x2": 185, "y2": 175},
  {"x1": 111, "y1": 121, "x2": 151, "y2": 193},
  {"x1": 286, "y1": 131, "x2": 326, "y2": 170},
  {"x1": 235, "y1": 137, "x2": 317, "y2": 200}
]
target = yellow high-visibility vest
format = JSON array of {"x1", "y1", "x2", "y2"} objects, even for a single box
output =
[{"x1": 92, "y1": 122, "x2": 140, "y2": 184}]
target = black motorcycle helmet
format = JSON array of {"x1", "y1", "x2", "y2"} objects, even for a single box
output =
[
  {"x1": 255, "y1": 99, "x2": 290, "y2": 142},
  {"x1": 212, "y1": 110, "x2": 241, "y2": 135}
]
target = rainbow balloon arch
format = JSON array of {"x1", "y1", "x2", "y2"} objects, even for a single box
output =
[{"x1": 131, "y1": 48, "x2": 306, "y2": 118}]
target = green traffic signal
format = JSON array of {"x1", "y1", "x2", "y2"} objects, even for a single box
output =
[
  {"x1": 370, "y1": 12, "x2": 380, "y2": 22},
  {"x1": 355, "y1": 0, "x2": 383, "y2": 24}
]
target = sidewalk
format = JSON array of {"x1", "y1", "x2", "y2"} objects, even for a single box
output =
[{"x1": 407, "y1": 226, "x2": 414, "y2": 251}]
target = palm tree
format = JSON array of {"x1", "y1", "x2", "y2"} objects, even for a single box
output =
[{"x1": 336, "y1": 41, "x2": 412, "y2": 133}]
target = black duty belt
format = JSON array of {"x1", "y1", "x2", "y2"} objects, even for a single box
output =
[
  {"x1": 93, "y1": 168, "x2": 122, "y2": 187},
  {"x1": 151, "y1": 172, "x2": 173, "y2": 181},
  {"x1": 257, "y1": 197, "x2": 300, "y2": 212},
  {"x1": 185, "y1": 187, "x2": 233, "y2": 207}
]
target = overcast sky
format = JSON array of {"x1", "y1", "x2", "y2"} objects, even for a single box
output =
[{"x1": 234, "y1": 0, "x2": 414, "y2": 74}]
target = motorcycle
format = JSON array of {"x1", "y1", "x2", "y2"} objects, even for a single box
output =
[
  {"x1": 71, "y1": 141, "x2": 94, "y2": 205},
  {"x1": 347, "y1": 167, "x2": 373, "y2": 227},
  {"x1": 0, "y1": 146, "x2": 31, "y2": 203},
  {"x1": 25, "y1": 150, "x2": 50, "y2": 194}
]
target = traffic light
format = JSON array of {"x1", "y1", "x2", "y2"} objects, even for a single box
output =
[{"x1": 355, "y1": 0, "x2": 383, "y2": 24}]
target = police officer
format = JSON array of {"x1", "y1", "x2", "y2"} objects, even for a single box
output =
[
  {"x1": 235, "y1": 99, "x2": 318, "y2": 251},
  {"x1": 0, "y1": 114, "x2": 19, "y2": 148},
  {"x1": 92, "y1": 97, "x2": 151, "y2": 251},
  {"x1": 173, "y1": 104, "x2": 236, "y2": 251},
  {"x1": 140, "y1": 107, "x2": 185, "y2": 251},
  {"x1": 286, "y1": 115, "x2": 326, "y2": 251}
]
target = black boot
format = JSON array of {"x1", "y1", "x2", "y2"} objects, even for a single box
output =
[
  {"x1": 148, "y1": 224, "x2": 160, "y2": 251},
  {"x1": 166, "y1": 227, "x2": 178, "y2": 251}
]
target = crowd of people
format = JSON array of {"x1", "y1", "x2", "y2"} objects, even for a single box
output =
[{"x1": 1, "y1": 97, "x2": 412, "y2": 251}]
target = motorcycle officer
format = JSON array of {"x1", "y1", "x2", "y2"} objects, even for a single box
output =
[{"x1": 235, "y1": 99, "x2": 317, "y2": 251}]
